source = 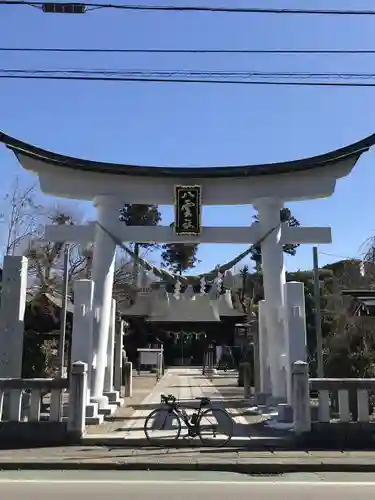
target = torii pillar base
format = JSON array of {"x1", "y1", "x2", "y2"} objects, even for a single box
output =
[{"x1": 103, "y1": 390, "x2": 123, "y2": 407}]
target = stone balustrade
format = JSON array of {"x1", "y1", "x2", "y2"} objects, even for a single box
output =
[
  {"x1": 0, "y1": 361, "x2": 87, "y2": 446},
  {"x1": 0, "y1": 377, "x2": 68, "y2": 423},
  {"x1": 310, "y1": 378, "x2": 375, "y2": 424},
  {"x1": 292, "y1": 361, "x2": 375, "y2": 439}
]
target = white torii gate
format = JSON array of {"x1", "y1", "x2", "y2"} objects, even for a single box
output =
[{"x1": 1, "y1": 129, "x2": 373, "y2": 407}]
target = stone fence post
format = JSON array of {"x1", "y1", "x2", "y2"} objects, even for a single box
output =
[
  {"x1": 114, "y1": 321, "x2": 125, "y2": 392},
  {"x1": 156, "y1": 352, "x2": 162, "y2": 381},
  {"x1": 68, "y1": 361, "x2": 87, "y2": 442},
  {"x1": 123, "y1": 360, "x2": 133, "y2": 398},
  {"x1": 292, "y1": 360, "x2": 311, "y2": 435},
  {"x1": 242, "y1": 362, "x2": 252, "y2": 400},
  {"x1": 202, "y1": 352, "x2": 207, "y2": 375},
  {"x1": 0, "y1": 256, "x2": 28, "y2": 380},
  {"x1": 203, "y1": 344, "x2": 215, "y2": 378}
]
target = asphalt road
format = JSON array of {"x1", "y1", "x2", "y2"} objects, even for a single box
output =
[{"x1": 2, "y1": 471, "x2": 375, "y2": 499}]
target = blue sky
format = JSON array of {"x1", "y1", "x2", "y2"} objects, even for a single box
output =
[{"x1": 1, "y1": 0, "x2": 375, "y2": 275}]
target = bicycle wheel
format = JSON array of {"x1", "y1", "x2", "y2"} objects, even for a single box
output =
[
  {"x1": 144, "y1": 408, "x2": 182, "y2": 446},
  {"x1": 197, "y1": 407, "x2": 233, "y2": 447}
]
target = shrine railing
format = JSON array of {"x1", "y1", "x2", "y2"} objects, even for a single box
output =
[
  {"x1": 309, "y1": 378, "x2": 375, "y2": 424},
  {"x1": 0, "y1": 377, "x2": 68, "y2": 422},
  {"x1": 292, "y1": 361, "x2": 375, "y2": 440},
  {"x1": 0, "y1": 361, "x2": 87, "y2": 447}
]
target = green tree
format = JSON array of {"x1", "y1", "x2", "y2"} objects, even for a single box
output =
[
  {"x1": 118, "y1": 204, "x2": 161, "y2": 246},
  {"x1": 324, "y1": 317, "x2": 375, "y2": 419},
  {"x1": 286, "y1": 268, "x2": 335, "y2": 375},
  {"x1": 119, "y1": 204, "x2": 162, "y2": 282},
  {"x1": 250, "y1": 207, "x2": 300, "y2": 270},
  {"x1": 239, "y1": 265, "x2": 249, "y2": 303},
  {"x1": 161, "y1": 242, "x2": 199, "y2": 275}
]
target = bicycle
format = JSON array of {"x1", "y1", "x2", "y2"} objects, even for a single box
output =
[{"x1": 143, "y1": 393, "x2": 233, "y2": 447}]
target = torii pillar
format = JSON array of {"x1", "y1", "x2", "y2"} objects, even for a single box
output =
[
  {"x1": 90, "y1": 196, "x2": 117, "y2": 407},
  {"x1": 254, "y1": 197, "x2": 287, "y2": 399}
]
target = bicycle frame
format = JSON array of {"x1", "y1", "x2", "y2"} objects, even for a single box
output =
[{"x1": 162, "y1": 397, "x2": 207, "y2": 436}]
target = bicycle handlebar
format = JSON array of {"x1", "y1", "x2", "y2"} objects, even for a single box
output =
[
  {"x1": 160, "y1": 394, "x2": 210, "y2": 408},
  {"x1": 160, "y1": 393, "x2": 177, "y2": 405}
]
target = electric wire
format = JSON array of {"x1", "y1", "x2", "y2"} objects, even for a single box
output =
[
  {"x1": 3, "y1": 47, "x2": 375, "y2": 55},
  {"x1": 2, "y1": 2, "x2": 375, "y2": 16},
  {"x1": 4, "y1": 74, "x2": 375, "y2": 86},
  {"x1": 6, "y1": 69, "x2": 375, "y2": 78},
  {"x1": 4, "y1": 68, "x2": 375, "y2": 85}
]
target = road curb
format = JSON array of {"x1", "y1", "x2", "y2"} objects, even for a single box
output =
[
  {"x1": 1, "y1": 461, "x2": 375, "y2": 473},
  {"x1": 81, "y1": 437, "x2": 289, "y2": 448}
]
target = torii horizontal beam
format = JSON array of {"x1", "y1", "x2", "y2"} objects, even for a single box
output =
[{"x1": 45, "y1": 222, "x2": 332, "y2": 245}]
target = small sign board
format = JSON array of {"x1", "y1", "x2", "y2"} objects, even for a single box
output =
[{"x1": 174, "y1": 185, "x2": 202, "y2": 236}]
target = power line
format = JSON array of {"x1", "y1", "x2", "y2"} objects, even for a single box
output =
[
  {"x1": 319, "y1": 251, "x2": 363, "y2": 261},
  {"x1": 5, "y1": 66, "x2": 375, "y2": 84},
  {"x1": 2, "y1": 2, "x2": 375, "y2": 16},
  {"x1": 3, "y1": 47, "x2": 375, "y2": 55},
  {"x1": 4, "y1": 69, "x2": 375, "y2": 79},
  {"x1": 4, "y1": 74, "x2": 375, "y2": 86}
]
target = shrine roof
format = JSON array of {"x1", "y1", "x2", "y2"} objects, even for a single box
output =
[{"x1": 1, "y1": 131, "x2": 375, "y2": 179}]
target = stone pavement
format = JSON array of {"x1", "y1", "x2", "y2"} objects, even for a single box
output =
[
  {"x1": 1, "y1": 446, "x2": 375, "y2": 473},
  {"x1": 86, "y1": 372, "x2": 159, "y2": 435},
  {"x1": 209, "y1": 373, "x2": 293, "y2": 438},
  {"x1": 83, "y1": 367, "x2": 281, "y2": 446}
]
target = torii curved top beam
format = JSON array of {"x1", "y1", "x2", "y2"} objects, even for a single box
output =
[{"x1": 1, "y1": 130, "x2": 375, "y2": 179}]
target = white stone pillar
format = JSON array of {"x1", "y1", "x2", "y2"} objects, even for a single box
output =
[
  {"x1": 258, "y1": 300, "x2": 272, "y2": 396},
  {"x1": 90, "y1": 196, "x2": 117, "y2": 407},
  {"x1": 67, "y1": 361, "x2": 88, "y2": 441},
  {"x1": 254, "y1": 197, "x2": 287, "y2": 399},
  {"x1": 103, "y1": 299, "x2": 121, "y2": 405},
  {"x1": 104, "y1": 298, "x2": 115, "y2": 393},
  {"x1": 70, "y1": 279, "x2": 94, "y2": 403},
  {"x1": 114, "y1": 320, "x2": 125, "y2": 392},
  {"x1": 284, "y1": 281, "x2": 308, "y2": 404},
  {"x1": 0, "y1": 256, "x2": 28, "y2": 378},
  {"x1": 292, "y1": 360, "x2": 311, "y2": 435}
]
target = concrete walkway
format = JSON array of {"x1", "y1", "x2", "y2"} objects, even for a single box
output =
[
  {"x1": 86, "y1": 372, "x2": 159, "y2": 435},
  {"x1": 84, "y1": 368, "x2": 283, "y2": 446}
]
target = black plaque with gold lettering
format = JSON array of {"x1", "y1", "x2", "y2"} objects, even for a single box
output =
[{"x1": 174, "y1": 185, "x2": 202, "y2": 235}]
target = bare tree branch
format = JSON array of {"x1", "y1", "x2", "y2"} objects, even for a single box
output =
[{"x1": 0, "y1": 176, "x2": 42, "y2": 256}]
